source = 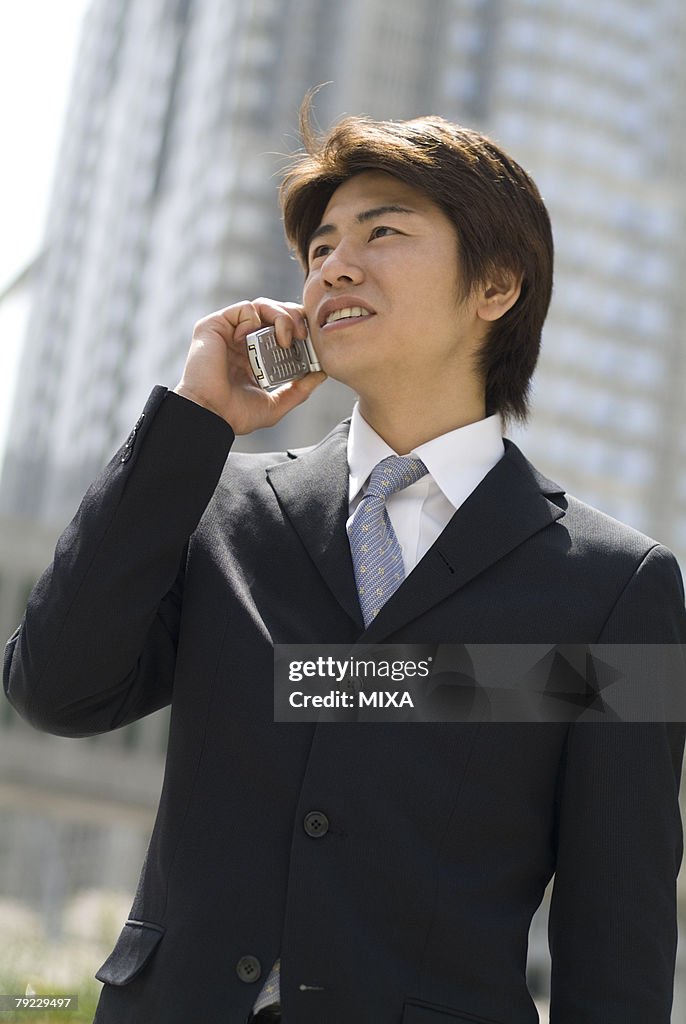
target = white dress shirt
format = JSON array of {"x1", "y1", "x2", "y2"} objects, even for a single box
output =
[{"x1": 346, "y1": 403, "x2": 505, "y2": 578}]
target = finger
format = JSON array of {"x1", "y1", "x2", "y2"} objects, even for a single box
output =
[
  {"x1": 295, "y1": 369, "x2": 327, "y2": 394},
  {"x1": 227, "y1": 301, "x2": 262, "y2": 343},
  {"x1": 273, "y1": 312, "x2": 295, "y2": 350},
  {"x1": 280, "y1": 301, "x2": 308, "y2": 340},
  {"x1": 198, "y1": 301, "x2": 259, "y2": 334},
  {"x1": 267, "y1": 370, "x2": 327, "y2": 416},
  {"x1": 251, "y1": 298, "x2": 305, "y2": 347}
]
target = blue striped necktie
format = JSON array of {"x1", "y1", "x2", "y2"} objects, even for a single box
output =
[
  {"x1": 251, "y1": 958, "x2": 280, "y2": 1018},
  {"x1": 348, "y1": 455, "x2": 428, "y2": 627}
]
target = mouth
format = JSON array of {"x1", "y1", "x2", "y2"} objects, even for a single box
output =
[{"x1": 320, "y1": 305, "x2": 374, "y2": 328}]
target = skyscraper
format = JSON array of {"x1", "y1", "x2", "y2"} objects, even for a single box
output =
[{"x1": 2, "y1": 0, "x2": 685, "y2": 564}]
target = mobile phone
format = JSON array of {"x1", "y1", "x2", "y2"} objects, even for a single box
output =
[{"x1": 246, "y1": 324, "x2": 321, "y2": 390}]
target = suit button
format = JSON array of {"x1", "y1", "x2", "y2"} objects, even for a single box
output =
[
  {"x1": 236, "y1": 955, "x2": 262, "y2": 983},
  {"x1": 303, "y1": 810, "x2": 329, "y2": 837}
]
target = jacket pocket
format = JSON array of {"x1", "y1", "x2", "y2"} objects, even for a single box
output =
[
  {"x1": 403, "y1": 999, "x2": 502, "y2": 1024},
  {"x1": 95, "y1": 919, "x2": 165, "y2": 986}
]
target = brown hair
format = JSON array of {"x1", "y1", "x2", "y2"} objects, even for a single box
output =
[{"x1": 280, "y1": 100, "x2": 554, "y2": 423}]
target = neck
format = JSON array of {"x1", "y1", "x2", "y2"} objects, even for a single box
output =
[{"x1": 357, "y1": 388, "x2": 487, "y2": 453}]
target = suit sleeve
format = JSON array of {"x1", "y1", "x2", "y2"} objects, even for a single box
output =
[
  {"x1": 548, "y1": 544, "x2": 686, "y2": 1023},
  {"x1": 3, "y1": 387, "x2": 234, "y2": 738}
]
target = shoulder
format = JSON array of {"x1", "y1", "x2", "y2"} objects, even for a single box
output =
[
  {"x1": 508, "y1": 442, "x2": 685, "y2": 640},
  {"x1": 507, "y1": 439, "x2": 675, "y2": 564},
  {"x1": 562, "y1": 495, "x2": 684, "y2": 615},
  {"x1": 562, "y1": 492, "x2": 663, "y2": 560}
]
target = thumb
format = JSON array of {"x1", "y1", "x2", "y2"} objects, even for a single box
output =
[{"x1": 269, "y1": 370, "x2": 328, "y2": 417}]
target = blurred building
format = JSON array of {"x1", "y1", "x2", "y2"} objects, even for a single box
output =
[{"x1": 1, "y1": 0, "x2": 685, "y2": 1011}]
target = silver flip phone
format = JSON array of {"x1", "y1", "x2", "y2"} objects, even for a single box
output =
[{"x1": 246, "y1": 325, "x2": 321, "y2": 390}]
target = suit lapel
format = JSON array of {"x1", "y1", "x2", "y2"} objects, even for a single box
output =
[
  {"x1": 268, "y1": 427, "x2": 566, "y2": 639},
  {"x1": 361, "y1": 440, "x2": 567, "y2": 641},
  {"x1": 267, "y1": 420, "x2": 364, "y2": 628}
]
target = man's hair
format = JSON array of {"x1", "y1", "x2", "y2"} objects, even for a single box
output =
[{"x1": 279, "y1": 101, "x2": 554, "y2": 423}]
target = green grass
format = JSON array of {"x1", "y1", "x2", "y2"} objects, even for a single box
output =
[{"x1": 0, "y1": 890, "x2": 132, "y2": 1024}]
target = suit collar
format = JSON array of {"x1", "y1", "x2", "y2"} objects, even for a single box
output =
[
  {"x1": 362, "y1": 439, "x2": 566, "y2": 640},
  {"x1": 267, "y1": 425, "x2": 566, "y2": 638}
]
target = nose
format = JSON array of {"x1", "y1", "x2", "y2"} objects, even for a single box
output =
[{"x1": 321, "y1": 243, "x2": 364, "y2": 288}]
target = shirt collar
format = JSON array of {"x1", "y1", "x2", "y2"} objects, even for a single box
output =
[{"x1": 347, "y1": 402, "x2": 505, "y2": 509}]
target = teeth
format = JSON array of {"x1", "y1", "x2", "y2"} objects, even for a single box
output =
[{"x1": 325, "y1": 306, "x2": 371, "y2": 325}]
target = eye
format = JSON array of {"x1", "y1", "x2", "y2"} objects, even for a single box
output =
[
  {"x1": 369, "y1": 225, "x2": 399, "y2": 240},
  {"x1": 308, "y1": 243, "x2": 334, "y2": 268}
]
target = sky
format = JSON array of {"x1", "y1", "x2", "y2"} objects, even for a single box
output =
[{"x1": 0, "y1": 0, "x2": 90, "y2": 462}]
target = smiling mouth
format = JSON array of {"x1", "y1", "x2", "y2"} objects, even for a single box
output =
[{"x1": 323, "y1": 306, "x2": 373, "y2": 326}]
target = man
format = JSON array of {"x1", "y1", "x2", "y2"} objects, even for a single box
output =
[{"x1": 4, "y1": 108, "x2": 685, "y2": 1023}]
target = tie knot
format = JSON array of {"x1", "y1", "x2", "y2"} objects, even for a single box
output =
[{"x1": 366, "y1": 455, "x2": 428, "y2": 500}]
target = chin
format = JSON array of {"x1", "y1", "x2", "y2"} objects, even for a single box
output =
[{"x1": 317, "y1": 349, "x2": 367, "y2": 386}]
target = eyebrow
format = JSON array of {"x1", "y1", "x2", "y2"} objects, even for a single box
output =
[{"x1": 308, "y1": 204, "x2": 417, "y2": 249}]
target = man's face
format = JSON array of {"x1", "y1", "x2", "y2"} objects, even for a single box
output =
[{"x1": 302, "y1": 171, "x2": 486, "y2": 400}]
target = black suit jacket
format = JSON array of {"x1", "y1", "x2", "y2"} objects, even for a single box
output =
[{"x1": 5, "y1": 387, "x2": 686, "y2": 1024}]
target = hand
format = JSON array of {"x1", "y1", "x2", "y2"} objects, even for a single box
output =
[{"x1": 173, "y1": 298, "x2": 327, "y2": 434}]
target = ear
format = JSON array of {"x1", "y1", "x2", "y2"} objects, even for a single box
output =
[{"x1": 476, "y1": 272, "x2": 522, "y2": 323}]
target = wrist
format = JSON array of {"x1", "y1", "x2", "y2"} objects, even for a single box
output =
[{"x1": 172, "y1": 385, "x2": 230, "y2": 425}]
